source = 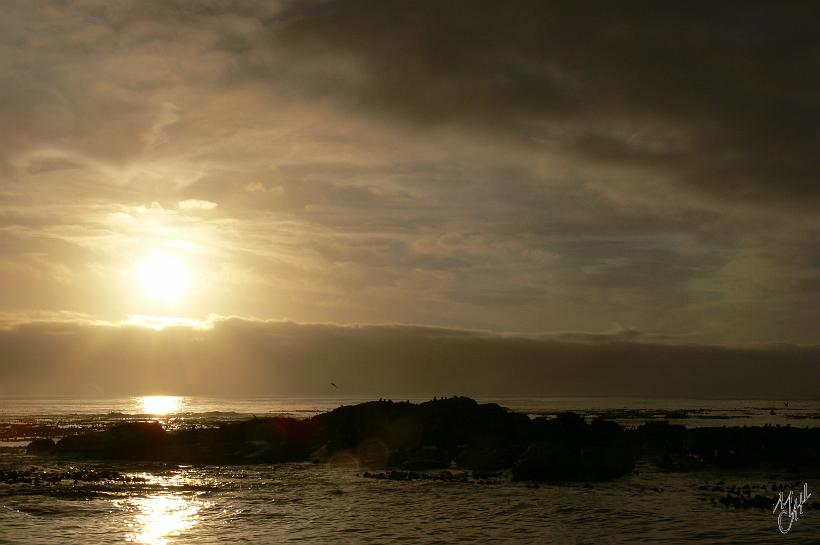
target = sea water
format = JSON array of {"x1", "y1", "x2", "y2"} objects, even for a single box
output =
[{"x1": 1, "y1": 396, "x2": 818, "y2": 544}]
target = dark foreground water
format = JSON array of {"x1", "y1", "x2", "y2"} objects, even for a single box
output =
[{"x1": 1, "y1": 396, "x2": 818, "y2": 544}]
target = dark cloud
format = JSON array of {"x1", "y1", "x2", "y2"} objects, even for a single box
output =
[
  {"x1": 0, "y1": 317, "x2": 817, "y2": 398},
  {"x1": 271, "y1": 0, "x2": 820, "y2": 209}
]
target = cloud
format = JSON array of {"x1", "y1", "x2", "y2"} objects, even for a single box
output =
[
  {"x1": 270, "y1": 0, "x2": 820, "y2": 211},
  {"x1": 178, "y1": 199, "x2": 218, "y2": 211},
  {"x1": 0, "y1": 2, "x2": 816, "y2": 345},
  {"x1": 0, "y1": 316, "x2": 817, "y2": 398}
]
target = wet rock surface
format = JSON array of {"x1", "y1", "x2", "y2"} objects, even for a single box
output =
[
  {"x1": 0, "y1": 467, "x2": 146, "y2": 485},
  {"x1": 698, "y1": 480, "x2": 820, "y2": 510}
]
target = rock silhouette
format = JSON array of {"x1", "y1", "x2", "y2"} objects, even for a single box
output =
[
  {"x1": 25, "y1": 397, "x2": 820, "y2": 481},
  {"x1": 513, "y1": 414, "x2": 634, "y2": 481}
]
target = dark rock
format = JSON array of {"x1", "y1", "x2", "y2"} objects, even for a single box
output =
[
  {"x1": 389, "y1": 445, "x2": 451, "y2": 470},
  {"x1": 363, "y1": 470, "x2": 471, "y2": 482},
  {"x1": 633, "y1": 421, "x2": 687, "y2": 452},
  {"x1": 530, "y1": 412, "x2": 589, "y2": 443},
  {"x1": 26, "y1": 438, "x2": 56, "y2": 455},
  {"x1": 455, "y1": 442, "x2": 519, "y2": 471},
  {"x1": 28, "y1": 397, "x2": 820, "y2": 478},
  {"x1": 512, "y1": 438, "x2": 634, "y2": 481},
  {"x1": 56, "y1": 422, "x2": 169, "y2": 460}
]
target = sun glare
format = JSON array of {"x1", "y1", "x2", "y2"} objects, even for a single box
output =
[
  {"x1": 140, "y1": 396, "x2": 183, "y2": 415},
  {"x1": 139, "y1": 253, "x2": 189, "y2": 302},
  {"x1": 129, "y1": 495, "x2": 203, "y2": 545}
]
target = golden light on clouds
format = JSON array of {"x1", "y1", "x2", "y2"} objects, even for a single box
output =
[
  {"x1": 125, "y1": 315, "x2": 211, "y2": 330},
  {"x1": 139, "y1": 253, "x2": 189, "y2": 302},
  {"x1": 0, "y1": 0, "x2": 816, "y2": 348}
]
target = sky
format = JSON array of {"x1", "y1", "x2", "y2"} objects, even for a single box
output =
[{"x1": 0, "y1": 1, "x2": 818, "y2": 396}]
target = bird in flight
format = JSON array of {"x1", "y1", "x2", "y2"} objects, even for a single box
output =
[{"x1": 330, "y1": 382, "x2": 338, "y2": 389}]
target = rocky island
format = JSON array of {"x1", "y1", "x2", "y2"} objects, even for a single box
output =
[{"x1": 26, "y1": 397, "x2": 820, "y2": 482}]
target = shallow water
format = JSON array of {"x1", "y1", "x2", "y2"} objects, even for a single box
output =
[
  {"x1": 1, "y1": 396, "x2": 818, "y2": 543},
  {"x1": 2, "y1": 459, "x2": 818, "y2": 544}
]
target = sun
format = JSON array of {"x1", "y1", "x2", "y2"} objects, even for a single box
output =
[{"x1": 139, "y1": 252, "x2": 189, "y2": 302}]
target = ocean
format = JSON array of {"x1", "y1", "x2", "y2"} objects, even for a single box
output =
[{"x1": 1, "y1": 396, "x2": 818, "y2": 543}]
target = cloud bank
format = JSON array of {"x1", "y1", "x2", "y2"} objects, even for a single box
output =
[{"x1": 1, "y1": 317, "x2": 816, "y2": 398}]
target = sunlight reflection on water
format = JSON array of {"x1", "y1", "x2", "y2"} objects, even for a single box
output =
[
  {"x1": 138, "y1": 396, "x2": 183, "y2": 415},
  {"x1": 3, "y1": 460, "x2": 820, "y2": 544},
  {"x1": 125, "y1": 495, "x2": 206, "y2": 545}
]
